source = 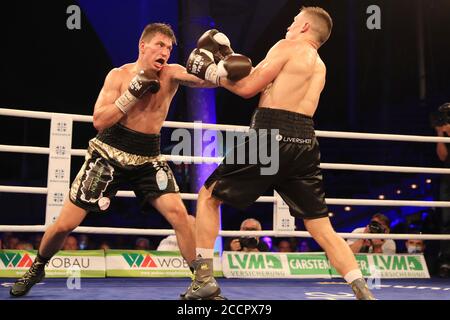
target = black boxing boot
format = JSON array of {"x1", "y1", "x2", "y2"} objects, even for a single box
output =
[
  {"x1": 182, "y1": 256, "x2": 225, "y2": 300},
  {"x1": 10, "y1": 253, "x2": 48, "y2": 297},
  {"x1": 350, "y1": 278, "x2": 376, "y2": 300},
  {"x1": 179, "y1": 265, "x2": 195, "y2": 299}
]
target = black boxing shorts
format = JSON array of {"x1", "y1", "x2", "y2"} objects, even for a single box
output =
[
  {"x1": 69, "y1": 123, "x2": 179, "y2": 213},
  {"x1": 205, "y1": 107, "x2": 328, "y2": 219}
]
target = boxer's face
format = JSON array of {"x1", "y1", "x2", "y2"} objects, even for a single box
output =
[
  {"x1": 140, "y1": 32, "x2": 173, "y2": 71},
  {"x1": 286, "y1": 12, "x2": 309, "y2": 40}
]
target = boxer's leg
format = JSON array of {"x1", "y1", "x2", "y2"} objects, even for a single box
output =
[
  {"x1": 39, "y1": 201, "x2": 87, "y2": 258},
  {"x1": 183, "y1": 184, "x2": 223, "y2": 300},
  {"x1": 10, "y1": 201, "x2": 87, "y2": 297},
  {"x1": 304, "y1": 217, "x2": 375, "y2": 300},
  {"x1": 151, "y1": 193, "x2": 196, "y2": 265}
]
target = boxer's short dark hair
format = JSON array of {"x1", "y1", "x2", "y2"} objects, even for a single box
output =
[
  {"x1": 301, "y1": 6, "x2": 333, "y2": 45},
  {"x1": 140, "y1": 23, "x2": 177, "y2": 45}
]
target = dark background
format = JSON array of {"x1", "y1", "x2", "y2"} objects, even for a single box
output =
[{"x1": 0, "y1": 1, "x2": 449, "y2": 258}]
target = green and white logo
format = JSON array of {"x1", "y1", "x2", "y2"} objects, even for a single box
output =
[
  {"x1": 0, "y1": 252, "x2": 33, "y2": 268},
  {"x1": 227, "y1": 253, "x2": 282, "y2": 270},
  {"x1": 287, "y1": 254, "x2": 330, "y2": 275},
  {"x1": 0, "y1": 250, "x2": 106, "y2": 278},
  {"x1": 121, "y1": 253, "x2": 157, "y2": 268}
]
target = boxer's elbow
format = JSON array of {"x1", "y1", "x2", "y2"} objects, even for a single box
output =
[
  {"x1": 93, "y1": 119, "x2": 105, "y2": 132},
  {"x1": 223, "y1": 78, "x2": 257, "y2": 99},
  {"x1": 234, "y1": 85, "x2": 258, "y2": 99},
  {"x1": 239, "y1": 89, "x2": 257, "y2": 99},
  {"x1": 93, "y1": 114, "x2": 109, "y2": 132}
]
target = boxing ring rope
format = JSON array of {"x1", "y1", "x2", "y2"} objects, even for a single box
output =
[
  {"x1": 1, "y1": 185, "x2": 450, "y2": 208},
  {"x1": 1, "y1": 107, "x2": 450, "y2": 241},
  {"x1": 3, "y1": 144, "x2": 450, "y2": 174},
  {"x1": 3, "y1": 107, "x2": 450, "y2": 143},
  {"x1": 0, "y1": 224, "x2": 449, "y2": 240}
]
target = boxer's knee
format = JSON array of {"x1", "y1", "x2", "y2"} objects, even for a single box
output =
[
  {"x1": 305, "y1": 217, "x2": 337, "y2": 244},
  {"x1": 49, "y1": 202, "x2": 86, "y2": 236},
  {"x1": 315, "y1": 229, "x2": 338, "y2": 246},
  {"x1": 52, "y1": 220, "x2": 77, "y2": 236},
  {"x1": 199, "y1": 184, "x2": 222, "y2": 208}
]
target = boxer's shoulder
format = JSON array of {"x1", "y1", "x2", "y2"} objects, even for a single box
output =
[
  {"x1": 161, "y1": 63, "x2": 183, "y2": 75},
  {"x1": 106, "y1": 64, "x2": 134, "y2": 81},
  {"x1": 116, "y1": 63, "x2": 136, "y2": 74},
  {"x1": 159, "y1": 63, "x2": 187, "y2": 82},
  {"x1": 267, "y1": 39, "x2": 296, "y2": 58},
  {"x1": 105, "y1": 64, "x2": 141, "y2": 88},
  {"x1": 273, "y1": 39, "x2": 296, "y2": 50}
]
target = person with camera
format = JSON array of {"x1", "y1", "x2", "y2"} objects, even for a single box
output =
[
  {"x1": 227, "y1": 218, "x2": 269, "y2": 252},
  {"x1": 432, "y1": 103, "x2": 450, "y2": 277},
  {"x1": 347, "y1": 214, "x2": 396, "y2": 254}
]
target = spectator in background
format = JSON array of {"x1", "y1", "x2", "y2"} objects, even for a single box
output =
[
  {"x1": 277, "y1": 239, "x2": 295, "y2": 252},
  {"x1": 135, "y1": 237, "x2": 152, "y2": 250},
  {"x1": 63, "y1": 236, "x2": 79, "y2": 250},
  {"x1": 404, "y1": 233, "x2": 438, "y2": 276},
  {"x1": 298, "y1": 239, "x2": 312, "y2": 252},
  {"x1": 347, "y1": 213, "x2": 396, "y2": 254},
  {"x1": 4, "y1": 234, "x2": 20, "y2": 249},
  {"x1": 226, "y1": 218, "x2": 269, "y2": 253},
  {"x1": 16, "y1": 241, "x2": 34, "y2": 250},
  {"x1": 405, "y1": 238, "x2": 426, "y2": 254},
  {"x1": 78, "y1": 234, "x2": 91, "y2": 250},
  {"x1": 98, "y1": 241, "x2": 111, "y2": 251}
]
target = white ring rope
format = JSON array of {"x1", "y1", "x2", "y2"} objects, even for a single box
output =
[
  {"x1": 1, "y1": 185, "x2": 449, "y2": 207},
  {"x1": 2, "y1": 107, "x2": 450, "y2": 143},
  {"x1": 2, "y1": 145, "x2": 450, "y2": 175},
  {"x1": 0, "y1": 108, "x2": 93, "y2": 123},
  {"x1": 0, "y1": 225, "x2": 449, "y2": 240}
]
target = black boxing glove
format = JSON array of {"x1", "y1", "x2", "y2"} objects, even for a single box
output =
[
  {"x1": 115, "y1": 70, "x2": 160, "y2": 114},
  {"x1": 186, "y1": 48, "x2": 221, "y2": 85},
  {"x1": 187, "y1": 49, "x2": 252, "y2": 84},
  {"x1": 197, "y1": 29, "x2": 234, "y2": 63},
  {"x1": 217, "y1": 54, "x2": 252, "y2": 82}
]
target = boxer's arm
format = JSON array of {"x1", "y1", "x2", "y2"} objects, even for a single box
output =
[
  {"x1": 92, "y1": 68, "x2": 124, "y2": 131},
  {"x1": 436, "y1": 127, "x2": 448, "y2": 162},
  {"x1": 437, "y1": 142, "x2": 448, "y2": 162},
  {"x1": 219, "y1": 40, "x2": 290, "y2": 98},
  {"x1": 171, "y1": 64, "x2": 217, "y2": 88}
]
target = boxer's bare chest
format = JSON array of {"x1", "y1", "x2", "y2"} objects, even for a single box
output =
[{"x1": 118, "y1": 68, "x2": 177, "y2": 134}]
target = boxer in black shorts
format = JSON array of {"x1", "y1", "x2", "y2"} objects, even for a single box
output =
[
  {"x1": 206, "y1": 107, "x2": 329, "y2": 220},
  {"x1": 70, "y1": 124, "x2": 179, "y2": 213},
  {"x1": 10, "y1": 23, "x2": 226, "y2": 298},
  {"x1": 184, "y1": 7, "x2": 375, "y2": 300}
]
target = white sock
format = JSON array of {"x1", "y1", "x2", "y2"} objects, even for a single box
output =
[
  {"x1": 196, "y1": 248, "x2": 214, "y2": 259},
  {"x1": 344, "y1": 269, "x2": 363, "y2": 284}
]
